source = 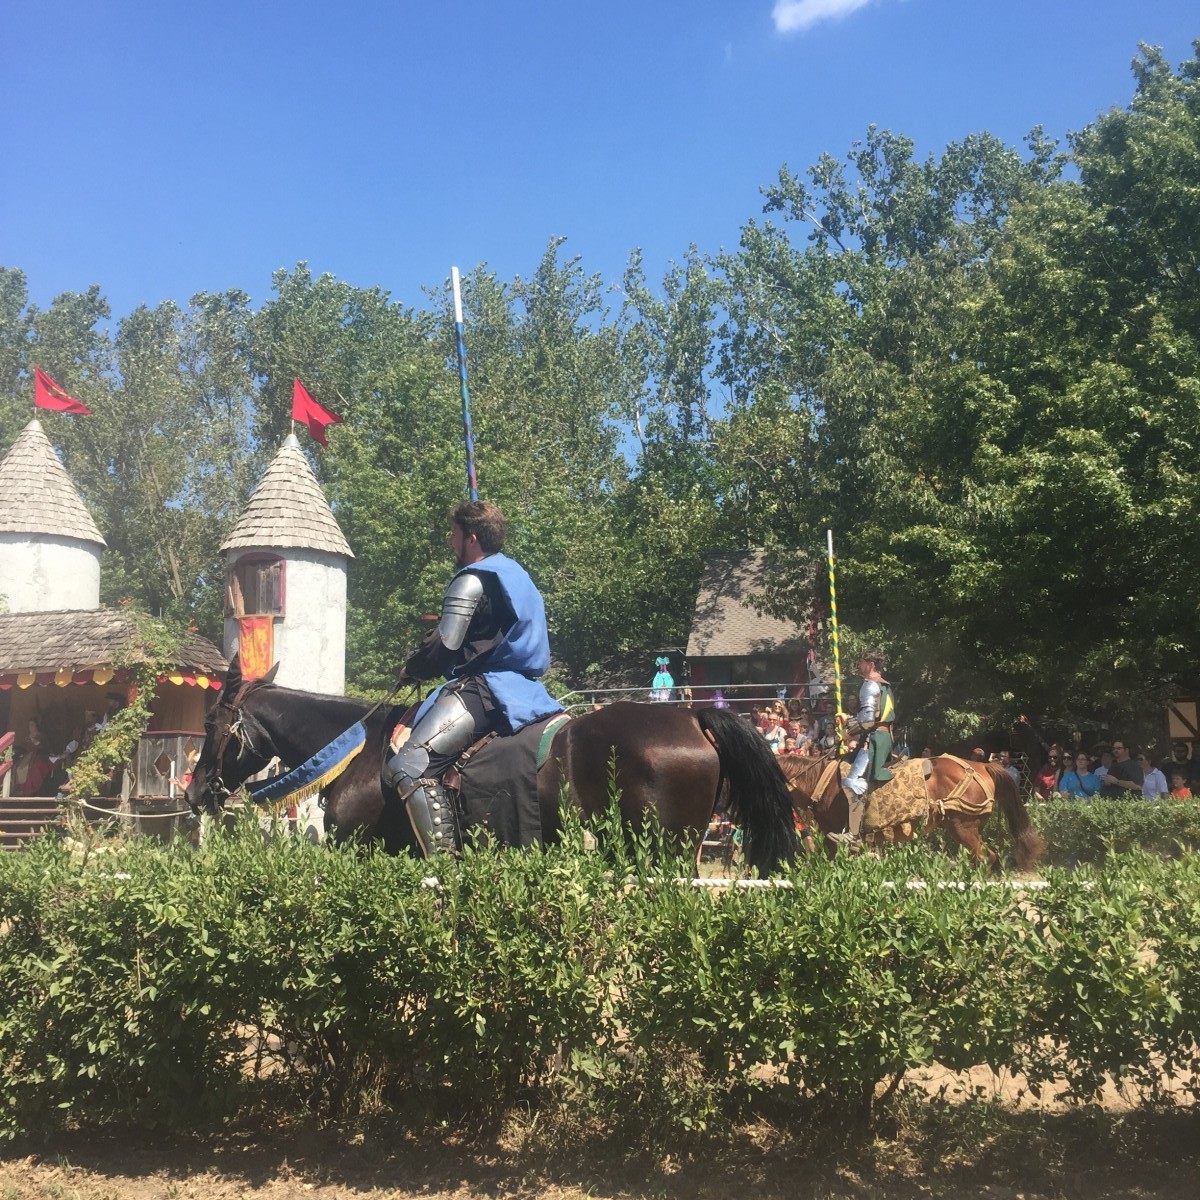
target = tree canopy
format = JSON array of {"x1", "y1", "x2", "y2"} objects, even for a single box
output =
[{"x1": 3, "y1": 41, "x2": 1198, "y2": 743}]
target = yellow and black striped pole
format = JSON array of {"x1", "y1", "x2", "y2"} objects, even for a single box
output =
[{"x1": 826, "y1": 529, "x2": 844, "y2": 752}]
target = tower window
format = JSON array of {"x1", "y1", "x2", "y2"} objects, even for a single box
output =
[{"x1": 227, "y1": 556, "x2": 284, "y2": 617}]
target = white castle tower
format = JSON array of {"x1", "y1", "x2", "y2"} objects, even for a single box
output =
[
  {"x1": 221, "y1": 434, "x2": 353, "y2": 694},
  {"x1": 0, "y1": 419, "x2": 106, "y2": 613}
]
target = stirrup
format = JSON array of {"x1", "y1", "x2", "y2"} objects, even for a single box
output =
[{"x1": 826, "y1": 830, "x2": 862, "y2": 848}]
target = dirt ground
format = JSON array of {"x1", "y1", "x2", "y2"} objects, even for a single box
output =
[{"x1": 2, "y1": 1090, "x2": 1198, "y2": 1200}]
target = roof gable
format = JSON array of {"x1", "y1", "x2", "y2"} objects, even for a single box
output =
[
  {"x1": 686, "y1": 549, "x2": 813, "y2": 658},
  {"x1": 0, "y1": 419, "x2": 106, "y2": 546},
  {"x1": 0, "y1": 609, "x2": 226, "y2": 676}
]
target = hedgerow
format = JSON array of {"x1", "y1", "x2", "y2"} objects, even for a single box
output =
[
  {"x1": 0, "y1": 811, "x2": 1198, "y2": 1144},
  {"x1": 979, "y1": 797, "x2": 1200, "y2": 866}
]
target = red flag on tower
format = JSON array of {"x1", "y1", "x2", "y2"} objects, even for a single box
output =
[
  {"x1": 34, "y1": 367, "x2": 91, "y2": 414},
  {"x1": 291, "y1": 378, "x2": 342, "y2": 447}
]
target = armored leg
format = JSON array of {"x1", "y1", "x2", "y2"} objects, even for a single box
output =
[
  {"x1": 382, "y1": 687, "x2": 478, "y2": 856},
  {"x1": 829, "y1": 745, "x2": 869, "y2": 848},
  {"x1": 843, "y1": 745, "x2": 870, "y2": 799}
]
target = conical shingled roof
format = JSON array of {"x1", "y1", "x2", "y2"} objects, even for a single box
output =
[
  {"x1": 0, "y1": 419, "x2": 106, "y2": 546},
  {"x1": 221, "y1": 434, "x2": 353, "y2": 557}
]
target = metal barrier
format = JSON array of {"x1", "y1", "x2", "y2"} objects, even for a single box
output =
[{"x1": 557, "y1": 681, "x2": 833, "y2": 714}]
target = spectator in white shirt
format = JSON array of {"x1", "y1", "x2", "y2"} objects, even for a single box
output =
[{"x1": 1137, "y1": 753, "x2": 1170, "y2": 800}]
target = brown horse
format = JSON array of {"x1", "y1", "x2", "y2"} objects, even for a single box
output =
[
  {"x1": 186, "y1": 657, "x2": 798, "y2": 875},
  {"x1": 776, "y1": 752, "x2": 1045, "y2": 872}
]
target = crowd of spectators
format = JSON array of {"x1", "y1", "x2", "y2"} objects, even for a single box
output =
[
  {"x1": 985, "y1": 723, "x2": 1199, "y2": 802},
  {"x1": 745, "y1": 699, "x2": 1200, "y2": 803},
  {"x1": 750, "y1": 697, "x2": 839, "y2": 757}
]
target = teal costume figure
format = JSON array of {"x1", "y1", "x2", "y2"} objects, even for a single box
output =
[{"x1": 649, "y1": 656, "x2": 675, "y2": 702}]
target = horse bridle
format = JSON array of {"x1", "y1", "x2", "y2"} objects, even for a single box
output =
[{"x1": 201, "y1": 680, "x2": 267, "y2": 806}]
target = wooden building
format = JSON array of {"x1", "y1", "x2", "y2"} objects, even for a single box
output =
[
  {"x1": 0, "y1": 608, "x2": 226, "y2": 801},
  {"x1": 685, "y1": 550, "x2": 826, "y2": 702},
  {"x1": 0, "y1": 416, "x2": 226, "y2": 815}
]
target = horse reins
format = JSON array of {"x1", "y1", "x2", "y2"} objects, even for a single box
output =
[
  {"x1": 205, "y1": 678, "x2": 267, "y2": 802},
  {"x1": 784, "y1": 751, "x2": 842, "y2": 809}
]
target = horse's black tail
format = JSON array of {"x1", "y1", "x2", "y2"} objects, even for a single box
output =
[{"x1": 696, "y1": 708, "x2": 797, "y2": 875}]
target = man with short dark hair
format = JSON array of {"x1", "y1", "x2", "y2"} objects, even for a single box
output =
[
  {"x1": 381, "y1": 500, "x2": 563, "y2": 855},
  {"x1": 1101, "y1": 739, "x2": 1143, "y2": 798},
  {"x1": 996, "y1": 749, "x2": 1020, "y2": 786}
]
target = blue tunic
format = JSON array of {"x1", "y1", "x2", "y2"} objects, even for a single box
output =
[{"x1": 413, "y1": 552, "x2": 564, "y2": 733}]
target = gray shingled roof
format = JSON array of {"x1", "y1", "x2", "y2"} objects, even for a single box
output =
[
  {"x1": 686, "y1": 550, "x2": 813, "y2": 658},
  {"x1": 0, "y1": 419, "x2": 106, "y2": 546},
  {"x1": 221, "y1": 434, "x2": 353, "y2": 557},
  {"x1": 0, "y1": 609, "x2": 227, "y2": 676}
]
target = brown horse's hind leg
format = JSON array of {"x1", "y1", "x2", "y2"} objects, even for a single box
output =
[{"x1": 944, "y1": 813, "x2": 999, "y2": 872}]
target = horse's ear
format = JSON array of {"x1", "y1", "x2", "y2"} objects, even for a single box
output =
[
  {"x1": 260, "y1": 660, "x2": 281, "y2": 685},
  {"x1": 223, "y1": 654, "x2": 242, "y2": 695}
]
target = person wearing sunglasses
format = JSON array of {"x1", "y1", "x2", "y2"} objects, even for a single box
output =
[
  {"x1": 1033, "y1": 749, "x2": 1062, "y2": 798},
  {"x1": 1101, "y1": 740, "x2": 1144, "y2": 798}
]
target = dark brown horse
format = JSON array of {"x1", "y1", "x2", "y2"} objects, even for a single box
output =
[
  {"x1": 776, "y1": 751, "x2": 1045, "y2": 872},
  {"x1": 186, "y1": 657, "x2": 798, "y2": 875}
]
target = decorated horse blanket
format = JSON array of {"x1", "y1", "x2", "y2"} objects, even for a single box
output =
[
  {"x1": 862, "y1": 754, "x2": 995, "y2": 834},
  {"x1": 862, "y1": 758, "x2": 931, "y2": 833}
]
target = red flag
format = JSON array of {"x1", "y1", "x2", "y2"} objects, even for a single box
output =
[
  {"x1": 34, "y1": 367, "x2": 91, "y2": 415},
  {"x1": 291, "y1": 378, "x2": 342, "y2": 447}
]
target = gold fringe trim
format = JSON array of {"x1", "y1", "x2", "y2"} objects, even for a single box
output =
[{"x1": 265, "y1": 740, "x2": 365, "y2": 808}]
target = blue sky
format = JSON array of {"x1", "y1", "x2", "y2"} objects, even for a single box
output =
[{"x1": 2, "y1": 1, "x2": 1196, "y2": 322}]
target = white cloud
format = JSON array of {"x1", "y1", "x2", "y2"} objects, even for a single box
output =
[{"x1": 772, "y1": 0, "x2": 875, "y2": 34}]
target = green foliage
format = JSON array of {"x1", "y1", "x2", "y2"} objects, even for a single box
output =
[
  {"x1": 1027, "y1": 797, "x2": 1200, "y2": 865},
  {"x1": 1019, "y1": 853, "x2": 1200, "y2": 1103},
  {"x1": 709, "y1": 44, "x2": 1200, "y2": 739},
  {"x1": 5, "y1": 42, "x2": 1200, "y2": 724},
  {"x1": 66, "y1": 613, "x2": 187, "y2": 800},
  {"x1": 2, "y1": 823, "x2": 1199, "y2": 1144}
]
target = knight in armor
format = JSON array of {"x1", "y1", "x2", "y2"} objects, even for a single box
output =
[
  {"x1": 831, "y1": 649, "x2": 895, "y2": 847},
  {"x1": 381, "y1": 500, "x2": 564, "y2": 855}
]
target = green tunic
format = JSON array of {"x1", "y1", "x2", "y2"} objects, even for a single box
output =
[{"x1": 866, "y1": 682, "x2": 895, "y2": 783}]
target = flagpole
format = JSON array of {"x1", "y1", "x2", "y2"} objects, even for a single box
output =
[
  {"x1": 450, "y1": 267, "x2": 479, "y2": 502},
  {"x1": 826, "y1": 529, "x2": 844, "y2": 752}
]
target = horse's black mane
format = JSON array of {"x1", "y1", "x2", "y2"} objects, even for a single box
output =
[{"x1": 251, "y1": 681, "x2": 374, "y2": 715}]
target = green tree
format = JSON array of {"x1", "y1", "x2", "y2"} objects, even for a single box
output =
[{"x1": 710, "y1": 46, "x2": 1200, "y2": 742}]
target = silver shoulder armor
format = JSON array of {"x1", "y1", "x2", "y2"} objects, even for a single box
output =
[
  {"x1": 438, "y1": 571, "x2": 485, "y2": 651},
  {"x1": 857, "y1": 678, "x2": 881, "y2": 725}
]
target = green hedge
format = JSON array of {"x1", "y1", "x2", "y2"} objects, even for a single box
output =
[
  {"x1": 1, "y1": 815, "x2": 1198, "y2": 1143},
  {"x1": 978, "y1": 797, "x2": 1200, "y2": 867},
  {"x1": 1033, "y1": 797, "x2": 1200, "y2": 864}
]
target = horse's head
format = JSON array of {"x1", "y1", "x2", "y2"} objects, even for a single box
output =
[
  {"x1": 186, "y1": 655, "x2": 279, "y2": 816},
  {"x1": 776, "y1": 750, "x2": 839, "y2": 811}
]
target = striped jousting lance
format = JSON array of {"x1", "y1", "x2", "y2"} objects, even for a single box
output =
[
  {"x1": 826, "y1": 529, "x2": 844, "y2": 752},
  {"x1": 450, "y1": 266, "x2": 479, "y2": 501}
]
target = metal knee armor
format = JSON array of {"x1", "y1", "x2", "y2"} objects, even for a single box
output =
[{"x1": 382, "y1": 687, "x2": 478, "y2": 856}]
